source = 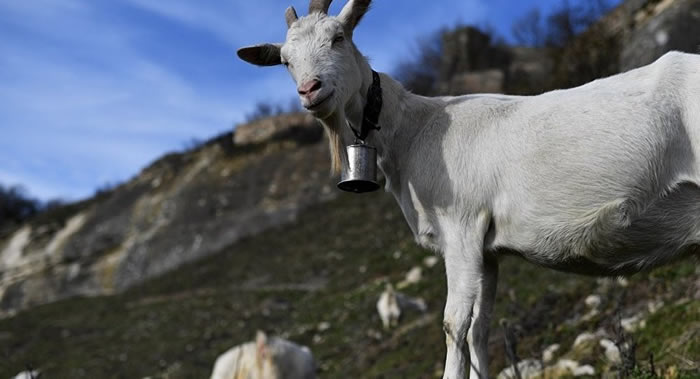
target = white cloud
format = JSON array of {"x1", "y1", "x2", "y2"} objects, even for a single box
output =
[
  {"x1": 121, "y1": 0, "x2": 296, "y2": 47},
  {"x1": 0, "y1": 0, "x2": 248, "y2": 200}
]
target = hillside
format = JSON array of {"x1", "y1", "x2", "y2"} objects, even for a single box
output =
[
  {"x1": 1, "y1": 191, "x2": 697, "y2": 378},
  {"x1": 1, "y1": 0, "x2": 700, "y2": 377},
  {"x1": 0, "y1": 113, "x2": 334, "y2": 315}
]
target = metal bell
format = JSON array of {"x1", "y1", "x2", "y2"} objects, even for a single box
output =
[{"x1": 337, "y1": 143, "x2": 380, "y2": 193}]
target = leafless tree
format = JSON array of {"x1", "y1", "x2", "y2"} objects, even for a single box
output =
[{"x1": 393, "y1": 30, "x2": 444, "y2": 96}]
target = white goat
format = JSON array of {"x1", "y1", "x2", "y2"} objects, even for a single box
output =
[
  {"x1": 377, "y1": 282, "x2": 428, "y2": 329},
  {"x1": 12, "y1": 370, "x2": 40, "y2": 379},
  {"x1": 210, "y1": 331, "x2": 316, "y2": 379},
  {"x1": 238, "y1": 1, "x2": 700, "y2": 377},
  {"x1": 376, "y1": 283, "x2": 401, "y2": 329}
]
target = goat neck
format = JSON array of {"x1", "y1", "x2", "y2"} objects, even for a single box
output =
[{"x1": 343, "y1": 66, "x2": 444, "y2": 191}]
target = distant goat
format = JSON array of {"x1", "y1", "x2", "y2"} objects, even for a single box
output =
[
  {"x1": 12, "y1": 370, "x2": 40, "y2": 379},
  {"x1": 377, "y1": 282, "x2": 427, "y2": 329},
  {"x1": 238, "y1": 1, "x2": 700, "y2": 377},
  {"x1": 210, "y1": 331, "x2": 315, "y2": 379},
  {"x1": 376, "y1": 283, "x2": 401, "y2": 329}
]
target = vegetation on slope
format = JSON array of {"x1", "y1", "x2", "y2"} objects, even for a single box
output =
[{"x1": 1, "y1": 190, "x2": 697, "y2": 378}]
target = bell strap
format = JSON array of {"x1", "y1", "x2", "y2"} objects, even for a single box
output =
[{"x1": 350, "y1": 70, "x2": 382, "y2": 142}]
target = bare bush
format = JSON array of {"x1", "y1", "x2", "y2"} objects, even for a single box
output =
[
  {"x1": 512, "y1": 9, "x2": 545, "y2": 47},
  {"x1": 393, "y1": 30, "x2": 444, "y2": 96},
  {"x1": 512, "y1": 0, "x2": 615, "y2": 48},
  {"x1": 0, "y1": 184, "x2": 40, "y2": 230},
  {"x1": 245, "y1": 98, "x2": 302, "y2": 123}
]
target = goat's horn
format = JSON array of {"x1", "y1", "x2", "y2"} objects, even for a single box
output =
[
  {"x1": 285, "y1": 6, "x2": 298, "y2": 28},
  {"x1": 309, "y1": 0, "x2": 332, "y2": 14}
]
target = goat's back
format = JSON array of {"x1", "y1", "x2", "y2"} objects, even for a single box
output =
[{"x1": 431, "y1": 51, "x2": 700, "y2": 274}]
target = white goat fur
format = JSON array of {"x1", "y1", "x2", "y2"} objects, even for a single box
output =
[
  {"x1": 238, "y1": 1, "x2": 700, "y2": 378},
  {"x1": 210, "y1": 331, "x2": 315, "y2": 379},
  {"x1": 376, "y1": 283, "x2": 401, "y2": 329},
  {"x1": 377, "y1": 283, "x2": 428, "y2": 329}
]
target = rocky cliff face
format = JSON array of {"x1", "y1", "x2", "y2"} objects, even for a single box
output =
[
  {"x1": 436, "y1": 0, "x2": 700, "y2": 95},
  {"x1": 435, "y1": 27, "x2": 553, "y2": 96},
  {"x1": 552, "y1": 0, "x2": 700, "y2": 89},
  {"x1": 0, "y1": 113, "x2": 334, "y2": 315},
  {"x1": 619, "y1": 0, "x2": 700, "y2": 70}
]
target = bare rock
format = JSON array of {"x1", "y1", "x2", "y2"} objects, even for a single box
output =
[
  {"x1": 571, "y1": 332, "x2": 600, "y2": 360},
  {"x1": 423, "y1": 255, "x2": 439, "y2": 268},
  {"x1": 397, "y1": 266, "x2": 422, "y2": 288},
  {"x1": 620, "y1": 314, "x2": 646, "y2": 333},
  {"x1": 317, "y1": 321, "x2": 331, "y2": 332},
  {"x1": 584, "y1": 294, "x2": 601, "y2": 309},
  {"x1": 542, "y1": 343, "x2": 561, "y2": 364},
  {"x1": 544, "y1": 359, "x2": 595, "y2": 378},
  {"x1": 440, "y1": 70, "x2": 505, "y2": 95},
  {"x1": 620, "y1": 0, "x2": 700, "y2": 71},
  {"x1": 496, "y1": 359, "x2": 542, "y2": 379},
  {"x1": 599, "y1": 338, "x2": 622, "y2": 365},
  {"x1": 233, "y1": 113, "x2": 316, "y2": 146},
  {"x1": 573, "y1": 332, "x2": 597, "y2": 348},
  {"x1": 0, "y1": 111, "x2": 334, "y2": 314}
]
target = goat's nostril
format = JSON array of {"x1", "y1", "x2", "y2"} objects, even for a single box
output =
[
  {"x1": 309, "y1": 80, "x2": 322, "y2": 93},
  {"x1": 298, "y1": 79, "x2": 322, "y2": 95}
]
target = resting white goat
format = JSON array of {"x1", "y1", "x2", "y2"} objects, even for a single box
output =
[
  {"x1": 210, "y1": 331, "x2": 315, "y2": 379},
  {"x1": 238, "y1": 1, "x2": 700, "y2": 377}
]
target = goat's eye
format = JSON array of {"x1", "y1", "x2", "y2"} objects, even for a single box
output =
[{"x1": 332, "y1": 35, "x2": 344, "y2": 45}]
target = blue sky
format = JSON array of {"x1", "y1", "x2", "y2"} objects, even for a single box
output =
[{"x1": 0, "y1": 0, "x2": 618, "y2": 201}]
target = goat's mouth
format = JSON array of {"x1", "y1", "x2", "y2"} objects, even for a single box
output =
[{"x1": 304, "y1": 91, "x2": 334, "y2": 111}]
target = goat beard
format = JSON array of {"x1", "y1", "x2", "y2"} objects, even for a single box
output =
[
  {"x1": 323, "y1": 123, "x2": 346, "y2": 175},
  {"x1": 317, "y1": 112, "x2": 349, "y2": 175}
]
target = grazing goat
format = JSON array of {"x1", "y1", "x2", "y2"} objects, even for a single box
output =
[
  {"x1": 210, "y1": 331, "x2": 316, "y2": 379},
  {"x1": 238, "y1": 0, "x2": 700, "y2": 377}
]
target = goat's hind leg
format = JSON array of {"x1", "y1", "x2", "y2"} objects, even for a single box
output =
[{"x1": 467, "y1": 257, "x2": 498, "y2": 379}]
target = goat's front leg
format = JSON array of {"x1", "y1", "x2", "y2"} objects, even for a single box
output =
[{"x1": 442, "y1": 215, "x2": 493, "y2": 379}]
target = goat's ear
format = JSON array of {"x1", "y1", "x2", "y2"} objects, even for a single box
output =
[
  {"x1": 237, "y1": 44, "x2": 282, "y2": 66},
  {"x1": 338, "y1": 0, "x2": 371, "y2": 31},
  {"x1": 255, "y1": 330, "x2": 268, "y2": 360},
  {"x1": 285, "y1": 6, "x2": 299, "y2": 28}
]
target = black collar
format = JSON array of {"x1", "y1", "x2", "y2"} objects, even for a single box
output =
[{"x1": 350, "y1": 70, "x2": 382, "y2": 142}]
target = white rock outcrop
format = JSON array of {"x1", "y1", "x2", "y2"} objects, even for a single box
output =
[
  {"x1": 397, "y1": 266, "x2": 422, "y2": 288},
  {"x1": 573, "y1": 332, "x2": 596, "y2": 348},
  {"x1": 542, "y1": 343, "x2": 560, "y2": 363},
  {"x1": 497, "y1": 359, "x2": 543, "y2": 379},
  {"x1": 600, "y1": 338, "x2": 622, "y2": 365},
  {"x1": 423, "y1": 255, "x2": 439, "y2": 268}
]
